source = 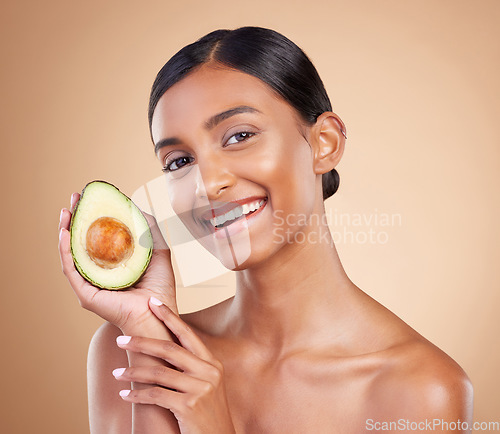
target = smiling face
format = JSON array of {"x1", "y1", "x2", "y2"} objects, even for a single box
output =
[{"x1": 151, "y1": 63, "x2": 324, "y2": 270}]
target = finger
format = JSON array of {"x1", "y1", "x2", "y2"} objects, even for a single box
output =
[
  {"x1": 59, "y1": 208, "x2": 70, "y2": 231},
  {"x1": 70, "y1": 192, "x2": 80, "y2": 213},
  {"x1": 148, "y1": 297, "x2": 214, "y2": 362},
  {"x1": 59, "y1": 192, "x2": 80, "y2": 232},
  {"x1": 139, "y1": 212, "x2": 177, "y2": 305},
  {"x1": 112, "y1": 365, "x2": 202, "y2": 394},
  {"x1": 118, "y1": 387, "x2": 184, "y2": 413},
  {"x1": 58, "y1": 226, "x2": 100, "y2": 306},
  {"x1": 116, "y1": 335, "x2": 213, "y2": 376}
]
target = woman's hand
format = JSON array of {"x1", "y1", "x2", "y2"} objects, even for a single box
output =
[
  {"x1": 58, "y1": 192, "x2": 178, "y2": 337},
  {"x1": 112, "y1": 297, "x2": 236, "y2": 434}
]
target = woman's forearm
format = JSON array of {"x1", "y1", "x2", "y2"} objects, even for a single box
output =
[
  {"x1": 121, "y1": 323, "x2": 180, "y2": 434},
  {"x1": 126, "y1": 351, "x2": 180, "y2": 434}
]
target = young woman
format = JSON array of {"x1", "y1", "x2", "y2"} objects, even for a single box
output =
[{"x1": 58, "y1": 26, "x2": 473, "y2": 433}]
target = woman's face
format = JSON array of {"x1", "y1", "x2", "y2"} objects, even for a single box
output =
[{"x1": 151, "y1": 64, "x2": 323, "y2": 270}]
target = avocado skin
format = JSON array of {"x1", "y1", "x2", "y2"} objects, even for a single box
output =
[{"x1": 69, "y1": 180, "x2": 153, "y2": 290}]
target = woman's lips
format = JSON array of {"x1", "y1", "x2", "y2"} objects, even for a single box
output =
[
  {"x1": 199, "y1": 197, "x2": 268, "y2": 229},
  {"x1": 199, "y1": 196, "x2": 268, "y2": 222}
]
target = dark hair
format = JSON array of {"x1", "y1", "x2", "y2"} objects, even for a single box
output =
[{"x1": 148, "y1": 26, "x2": 340, "y2": 200}]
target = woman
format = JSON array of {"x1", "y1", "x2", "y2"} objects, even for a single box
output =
[{"x1": 58, "y1": 26, "x2": 473, "y2": 433}]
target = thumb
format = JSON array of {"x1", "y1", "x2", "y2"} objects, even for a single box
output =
[{"x1": 141, "y1": 211, "x2": 169, "y2": 251}]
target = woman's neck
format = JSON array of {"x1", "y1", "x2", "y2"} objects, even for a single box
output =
[{"x1": 227, "y1": 208, "x2": 356, "y2": 358}]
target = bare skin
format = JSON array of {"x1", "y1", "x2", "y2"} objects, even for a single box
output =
[{"x1": 61, "y1": 63, "x2": 473, "y2": 433}]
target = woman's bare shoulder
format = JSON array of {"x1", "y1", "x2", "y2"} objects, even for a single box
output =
[
  {"x1": 88, "y1": 322, "x2": 131, "y2": 434},
  {"x1": 336, "y1": 289, "x2": 473, "y2": 423},
  {"x1": 367, "y1": 336, "x2": 473, "y2": 425},
  {"x1": 89, "y1": 320, "x2": 122, "y2": 346},
  {"x1": 89, "y1": 321, "x2": 128, "y2": 368}
]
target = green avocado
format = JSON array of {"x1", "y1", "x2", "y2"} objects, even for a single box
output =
[{"x1": 69, "y1": 180, "x2": 153, "y2": 290}]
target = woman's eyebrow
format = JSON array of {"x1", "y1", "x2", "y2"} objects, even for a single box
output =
[
  {"x1": 155, "y1": 105, "x2": 261, "y2": 156},
  {"x1": 204, "y1": 105, "x2": 261, "y2": 130},
  {"x1": 155, "y1": 137, "x2": 182, "y2": 156}
]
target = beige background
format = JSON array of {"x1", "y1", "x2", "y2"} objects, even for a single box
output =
[{"x1": 1, "y1": 0, "x2": 499, "y2": 432}]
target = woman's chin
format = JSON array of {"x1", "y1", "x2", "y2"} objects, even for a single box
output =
[
  {"x1": 197, "y1": 226, "x2": 254, "y2": 270},
  {"x1": 220, "y1": 256, "x2": 248, "y2": 271}
]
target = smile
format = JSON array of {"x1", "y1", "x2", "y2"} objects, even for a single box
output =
[{"x1": 206, "y1": 198, "x2": 267, "y2": 230}]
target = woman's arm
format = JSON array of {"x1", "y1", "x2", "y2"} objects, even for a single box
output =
[
  {"x1": 59, "y1": 192, "x2": 181, "y2": 433},
  {"x1": 88, "y1": 322, "x2": 181, "y2": 434},
  {"x1": 113, "y1": 298, "x2": 236, "y2": 434},
  {"x1": 120, "y1": 322, "x2": 181, "y2": 434}
]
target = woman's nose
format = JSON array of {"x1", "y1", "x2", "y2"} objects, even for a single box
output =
[{"x1": 195, "y1": 156, "x2": 236, "y2": 200}]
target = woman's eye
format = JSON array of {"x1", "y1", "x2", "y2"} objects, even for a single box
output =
[
  {"x1": 226, "y1": 131, "x2": 255, "y2": 146},
  {"x1": 162, "y1": 156, "x2": 193, "y2": 172}
]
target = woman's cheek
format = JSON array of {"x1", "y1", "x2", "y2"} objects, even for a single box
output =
[
  {"x1": 168, "y1": 166, "x2": 200, "y2": 209},
  {"x1": 165, "y1": 182, "x2": 200, "y2": 243}
]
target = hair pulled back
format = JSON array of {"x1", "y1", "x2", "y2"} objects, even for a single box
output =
[{"x1": 148, "y1": 26, "x2": 341, "y2": 200}]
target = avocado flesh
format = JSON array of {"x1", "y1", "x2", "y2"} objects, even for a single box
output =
[{"x1": 70, "y1": 181, "x2": 153, "y2": 290}]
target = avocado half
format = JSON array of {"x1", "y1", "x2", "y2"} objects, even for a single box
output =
[{"x1": 69, "y1": 180, "x2": 153, "y2": 290}]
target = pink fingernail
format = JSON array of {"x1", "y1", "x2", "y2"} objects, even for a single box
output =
[
  {"x1": 112, "y1": 368, "x2": 126, "y2": 378},
  {"x1": 59, "y1": 228, "x2": 64, "y2": 241},
  {"x1": 116, "y1": 336, "x2": 131, "y2": 345},
  {"x1": 150, "y1": 296, "x2": 163, "y2": 306},
  {"x1": 60, "y1": 208, "x2": 65, "y2": 222},
  {"x1": 119, "y1": 390, "x2": 131, "y2": 398}
]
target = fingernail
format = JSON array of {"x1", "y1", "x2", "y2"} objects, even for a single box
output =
[
  {"x1": 112, "y1": 368, "x2": 126, "y2": 378},
  {"x1": 119, "y1": 389, "x2": 131, "y2": 398},
  {"x1": 116, "y1": 336, "x2": 131, "y2": 345},
  {"x1": 59, "y1": 228, "x2": 64, "y2": 241},
  {"x1": 150, "y1": 296, "x2": 163, "y2": 306},
  {"x1": 60, "y1": 208, "x2": 65, "y2": 223}
]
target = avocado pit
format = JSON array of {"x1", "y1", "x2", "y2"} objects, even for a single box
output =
[{"x1": 86, "y1": 216, "x2": 134, "y2": 269}]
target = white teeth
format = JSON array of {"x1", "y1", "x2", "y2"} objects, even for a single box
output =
[
  {"x1": 209, "y1": 199, "x2": 265, "y2": 228},
  {"x1": 233, "y1": 207, "x2": 243, "y2": 219},
  {"x1": 225, "y1": 208, "x2": 236, "y2": 222}
]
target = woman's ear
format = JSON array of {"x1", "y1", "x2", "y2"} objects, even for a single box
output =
[{"x1": 310, "y1": 112, "x2": 346, "y2": 175}]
